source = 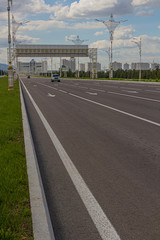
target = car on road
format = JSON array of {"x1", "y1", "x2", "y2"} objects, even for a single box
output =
[
  {"x1": 51, "y1": 74, "x2": 60, "y2": 82},
  {"x1": 27, "y1": 75, "x2": 30, "y2": 78}
]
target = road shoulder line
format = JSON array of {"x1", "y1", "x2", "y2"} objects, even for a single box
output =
[{"x1": 19, "y1": 79, "x2": 55, "y2": 240}]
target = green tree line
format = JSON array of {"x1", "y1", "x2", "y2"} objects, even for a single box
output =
[{"x1": 40, "y1": 67, "x2": 160, "y2": 80}]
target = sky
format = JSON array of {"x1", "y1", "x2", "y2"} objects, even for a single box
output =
[{"x1": 0, "y1": 0, "x2": 160, "y2": 70}]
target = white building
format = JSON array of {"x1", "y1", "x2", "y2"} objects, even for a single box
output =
[
  {"x1": 112, "y1": 61, "x2": 122, "y2": 71},
  {"x1": 123, "y1": 63, "x2": 129, "y2": 70},
  {"x1": 131, "y1": 62, "x2": 150, "y2": 70},
  {"x1": 18, "y1": 59, "x2": 47, "y2": 74},
  {"x1": 79, "y1": 63, "x2": 85, "y2": 71},
  {"x1": 85, "y1": 62, "x2": 92, "y2": 72},
  {"x1": 62, "y1": 58, "x2": 76, "y2": 72}
]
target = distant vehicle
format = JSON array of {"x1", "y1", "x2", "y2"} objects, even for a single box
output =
[
  {"x1": 51, "y1": 74, "x2": 60, "y2": 82},
  {"x1": 27, "y1": 75, "x2": 30, "y2": 78}
]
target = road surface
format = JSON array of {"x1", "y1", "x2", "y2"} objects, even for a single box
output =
[{"x1": 21, "y1": 76, "x2": 160, "y2": 240}]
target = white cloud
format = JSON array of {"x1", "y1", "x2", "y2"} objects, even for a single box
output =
[
  {"x1": 52, "y1": 0, "x2": 134, "y2": 20},
  {"x1": 94, "y1": 31, "x2": 105, "y2": 36},
  {"x1": 132, "y1": 0, "x2": 160, "y2": 8},
  {"x1": 136, "y1": 10, "x2": 153, "y2": 16}
]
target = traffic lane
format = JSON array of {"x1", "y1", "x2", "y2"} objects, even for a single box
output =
[
  {"x1": 21, "y1": 81, "x2": 102, "y2": 240},
  {"x1": 56, "y1": 79, "x2": 160, "y2": 101},
  {"x1": 29, "y1": 77, "x2": 160, "y2": 100},
  {"x1": 31, "y1": 78, "x2": 160, "y2": 125},
  {"x1": 22, "y1": 78, "x2": 160, "y2": 240}
]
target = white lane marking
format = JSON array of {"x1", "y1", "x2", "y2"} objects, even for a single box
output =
[
  {"x1": 59, "y1": 89, "x2": 67, "y2": 94},
  {"x1": 108, "y1": 91, "x2": 160, "y2": 103},
  {"x1": 21, "y1": 80, "x2": 121, "y2": 240},
  {"x1": 120, "y1": 87, "x2": 141, "y2": 91},
  {"x1": 122, "y1": 90, "x2": 138, "y2": 94},
  {"x1": 146, "y1": 90, "x2": 160, "y2": 93},
  {"x1": 37, "y1": 82, "x2": 58, "y2": 90},
  {"x1": 86, "y1": 92, "x2": 98, "y2": 95},
  {"x1": 48, "y1": 93, "x2": 55, "y2": 97},
  {"x1": 69, "y1": 93, "x2": 160, "y2": 127},
  {"x1": 90, "y1": 88, "x2": 105, "y2": 92}
]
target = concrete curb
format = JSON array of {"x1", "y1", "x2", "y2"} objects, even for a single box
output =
[{"x1": 19, "y1": 78, "x2": 55, "y2": 240}]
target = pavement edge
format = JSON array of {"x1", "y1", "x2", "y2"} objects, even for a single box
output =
[{"x1": 19, "y1": 78, "x2": 55, "y2": 240}]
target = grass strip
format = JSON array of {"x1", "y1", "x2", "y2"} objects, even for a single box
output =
[{"x1": 0, "y1": 77, "x2": 33, "y2": 240}]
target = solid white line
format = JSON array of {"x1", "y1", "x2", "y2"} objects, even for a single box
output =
[
  {"x1": 108, "y1": 91, "x2": 160, "y2": 103},
  {"x1": 69, "y1": 93, "x2": 160, "y2": 127},
  {"x1": 20, "y1": 81, "x2": 55, "y2": 240},
  {"x1": 59, "y1": 89, "x2": 67, "y2": 93},
  {"x1": 21, "y1": 80, "x2": 121, "y2": 240}
]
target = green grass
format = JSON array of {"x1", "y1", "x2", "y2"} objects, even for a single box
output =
[{"x1": 0, "y1": 77, "x2": 33, "y2": 240}]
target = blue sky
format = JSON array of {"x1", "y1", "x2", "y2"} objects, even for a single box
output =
[{"x1": 0, "y1": 0, "x2": 160, "y2": 69}]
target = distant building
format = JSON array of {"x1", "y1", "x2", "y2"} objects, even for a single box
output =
[
  {"x1": 79, "y1": 63, "x2": 85, "y2": 71},
  {"x1": 85, "y1": 62, "x2": 101, "y2": 72},
  {"x1": 62, "y1": 58, "x2": 76, "y2": 72},
  {"x1": 85, "y1": 62, "x2": 92, "y2": 72},
  {"x1": 112, "y1": 61, "x2": 122, "y2": 71},
  {"x1": 123, "y1": 63, "x2": 129, "y2": 70},
  {"x1": 131, "y1": 63, "x2": 136, "y2": 70},
  {"x1": 18, "y1": 59, "x2": 47, "y2": 74},
  {"x1": 97, "y1": 62, "x2": 101, "y2": 72},
  {"x1": 131, "y1": 62, "x2": 150, "y2": 70}
]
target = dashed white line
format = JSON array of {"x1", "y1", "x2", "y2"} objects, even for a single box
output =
[
  {"x1": 86, "y1": 92, "x2": 98, "y2": 95},
  {"x1": 120, "y1": 87, "x2": 141, "y2": 91},
  {"x1": 108, "y1": 91, "x2": 160, "y2": 103},
  {"x1": 146, "y1": 90, "x2": 160, "y2": 93},
  {"x1": 90, "y1": 88, "x2": 105, "y2": 92}
]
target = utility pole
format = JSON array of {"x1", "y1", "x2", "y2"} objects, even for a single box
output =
[
  {"x1": 8, "y1": 0, "x2": 13, "y2": 90},
  {"x1": 96, "y1": 14, "x2": 127, "y2": 79},
  {"x1": 132, "y1": 37, "x2": 142, "y2": 80}
]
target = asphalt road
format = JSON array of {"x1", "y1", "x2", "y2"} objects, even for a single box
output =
[{"x1": 21, "y1": 76, "x2": 160, "y2": 240}]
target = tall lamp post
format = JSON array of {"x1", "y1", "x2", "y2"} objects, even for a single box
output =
[
  {"x1": 132, "y1": 37, "x2": 142, "y2": 80},
  {"x1": 12, "y1": 15, "x2": 29, "y2": 81},
  {"x1": 67, "y1": 35, "x2": 88, "y2": 78},
  {"x1": 96, "y1": 14, "x2": 127, "y2": 79},
  {"x1": 7, "y1": 0, "x2": 13, "y2": 90}
]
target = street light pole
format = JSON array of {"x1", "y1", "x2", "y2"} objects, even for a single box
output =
[
  {"x1": 12, "y1": 15, "x2": 29, "y2": 81},
  {"x1": 8, "y1": 0, "x2": 13, "y2": 90},
  {"x1": 96, "y1": 14, "x2": 127, "y2": 79},
  {"x1": 67, "y1": 35, "x2": 88, "y2": 78}
]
